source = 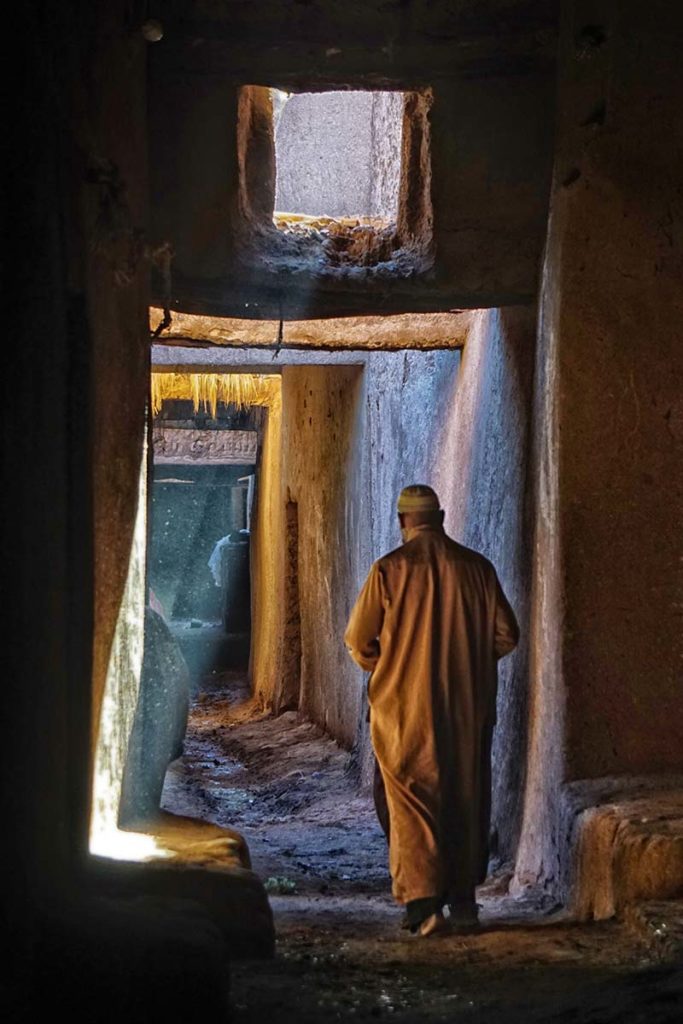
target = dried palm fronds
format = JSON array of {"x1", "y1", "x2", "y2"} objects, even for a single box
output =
[{"x1": 151, "y1": 372, "x2": 281, "y2": 417}]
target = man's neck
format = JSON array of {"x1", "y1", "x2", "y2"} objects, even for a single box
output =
[{"x1": 403, "y1": 523, "x2": 444, "y2": 542}]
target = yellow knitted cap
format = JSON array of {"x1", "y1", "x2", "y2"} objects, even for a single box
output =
[{"x1": 397, "y1": 484, "x2": 441, "y2": 513}]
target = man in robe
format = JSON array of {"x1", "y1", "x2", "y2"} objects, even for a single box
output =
[{"x1": 344, "y1": 485, "x2": 519, "y2": 937}]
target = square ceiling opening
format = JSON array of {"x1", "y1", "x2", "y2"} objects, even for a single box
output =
[
  {"x1": 235, "y1": 85, "x2": 432, "y2": 286},
  {"x1": 272, "y1": 90, "x2": 404, "y2": 228}
]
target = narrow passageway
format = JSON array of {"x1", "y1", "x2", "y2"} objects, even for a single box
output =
[
  {"x1": 12, "y1": 6, "x2": 683, "y2": 1021},
  {"x1": 162, "y1": 672, "x2": 389, "y2": 894},
  {"x1": 161, "y1": 679, "x2": 682, "y2": 1024}
]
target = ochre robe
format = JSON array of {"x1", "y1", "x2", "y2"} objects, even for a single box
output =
[{"x1": 345, "y1": 524, "x2": 519, "y2": 904}]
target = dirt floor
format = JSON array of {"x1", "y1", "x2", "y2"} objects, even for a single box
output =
[{"x1": 162, "y1": 676, "x2": 683, "y2": 1023}]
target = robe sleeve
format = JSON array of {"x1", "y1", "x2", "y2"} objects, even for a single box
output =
[
  {"x1": 493, "y1": 572, "x2": 520, "y2": 659},
  {"x1": 344, "y1": 562, "x2": 386, "y2": 672}
]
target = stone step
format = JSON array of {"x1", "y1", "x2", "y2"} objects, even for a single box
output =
[
  {"x1": 90, "y1": 812, "x2": 274, "y2": 958},
  {"x1": 561, "y1": 776, "x2": 683, "y2": 921}
]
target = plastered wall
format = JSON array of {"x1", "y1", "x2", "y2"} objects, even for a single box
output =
[
  {"x1": 514, "y1": 0, "x2": 683, "y2": 896},
  {"x1": 432, "y1": 308, "x2": 535, "y2": 861},
  {"x1": 250, "y1": 397, "x2": 285, "y2": 712},
  {"x1": 5, "y1": 0, "x2": 162, "y2": 1011}
]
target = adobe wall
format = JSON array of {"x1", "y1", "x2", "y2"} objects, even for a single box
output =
[
  {"x1": 88, "y1": 37, "x2": 151, "y2": 825},
  {"x1": 5, "y1": 4, "x2": 84, "y2": 936},
  {"x1": 250, "y1": 399, "x2": 285, "y2": 712},
  {"x1": 432, "y1": 308, "x2": 536, "y2": 862},
  {"x1": 515, "y1": 0, "x2": 683, "y2": 894},
  {"x1": 275, "y1": 91, "x2": 403, "y2": 219},
  {"x1": 4, "y1": 0, "x2": 149, "y2": 910},
  {"x1": 3, "y1": 0, "x2": 188, "y2": 1012},
  {"x1": 279, "y1": 365, "x2": 368, "y2": 746},
  {"x1": 353, "y1": 348, "x2": 465, "y2": 779}
]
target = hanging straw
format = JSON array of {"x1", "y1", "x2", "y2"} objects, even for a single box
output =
[{"x1": 151, "y1": 372, "x2": 281, "y2": 417}]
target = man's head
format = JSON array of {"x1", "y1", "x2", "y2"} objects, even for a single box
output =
[{"x1": 397, "y1": 484, "x2": 444, "y2": 539}]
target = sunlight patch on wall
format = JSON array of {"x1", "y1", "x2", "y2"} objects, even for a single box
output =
[{"x1": 89, "y1": 432, "x2": 169, "y2": 862}]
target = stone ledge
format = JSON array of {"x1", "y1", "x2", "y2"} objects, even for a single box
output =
[
  {"x1": 90, "y1": 812, "x2": 274, "y2": 958},
  {"x1": 121, "y1": 810, "x2": 254, "y2": 869},
  {"x1": 89, "y1": 856, "x2": 274, "y2": 958},
  {"x1": 560, "y1": 775, "x2": 683, "y2": 921},
  {"x1": 34, "y1": 894, "x2": 232, "y2": 1019}
]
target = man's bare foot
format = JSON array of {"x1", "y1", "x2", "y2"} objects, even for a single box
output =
[{"x1": 418, "y1": 911, "x2": 452, "y2": 938}]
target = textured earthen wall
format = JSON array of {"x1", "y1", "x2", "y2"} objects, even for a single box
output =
[
  {"x1": 238, "y1": 86, "x2": 276, "y2": 228},
  {"x1": 346, "y1": 349, "x2": 463, "y2": 779},
  {"x1": 363, "y1": 349, "x2": 460, "y2": 553},
  {"x1": 395, "y1": 90, "x2": 433, "y2": 251},
  {"x1": 5, "y1": 0, "x2": 156, "y2": 1009},
  {"x1": 250, "y1": 398, "x2": 285, "y2": 711},
  {"x1": 432, "y1": 308, "x2": 536, "y2": 862},
  {"x1": 279, "y1": 366, "x2": 367, "y2": 746},
  {"x1": 251, "y1": 351, "x2": 467, "y2": 749},
  {"x1": 6, "y1": 4, "x2": 87, "y2": 931},
  {"x1": 4, "y1": 0, "x2": 149, "y2": 908},
  {"x1": 89, "y1": 81, "x2": 150, "y2": 772},
  {"x1": 515, "y1": 0, "x2": 683, "y2": 894},
  {"x1": 275, "y1": 91, "x2": 403, "y2": 219},
  {"x1": 431, "y1": 75, "x2": 554, "y2": 299}
]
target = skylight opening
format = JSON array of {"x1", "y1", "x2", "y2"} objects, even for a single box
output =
[{"x1": 272, "y1": 89, "x2": 404, "y2": 229}]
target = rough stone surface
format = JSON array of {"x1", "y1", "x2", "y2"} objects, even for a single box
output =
[
  {"x1": 432, "y1": 308, "x2": 536, "y2": 862},
  {"x1": 151, "y1": 307, "x2": 471, "y2": 350},
  {"x1": 119, "y1": 608, "x2": 190, "y2": 825},
  {"x1": 514, "y1": 0, "x2": 683, "y2": 896},
  {"x1": 275, "y1": 91, "x2": 403, "y2": 219},
  {"x1": 558, "y1": 776, "x2": 683, "y2": 921}
]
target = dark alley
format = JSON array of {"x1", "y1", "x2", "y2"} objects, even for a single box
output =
[{"x1": 5, "y1": 2, "x2": 683, "y2": 1021}]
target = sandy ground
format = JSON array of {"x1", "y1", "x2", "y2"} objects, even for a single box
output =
[{"x1": 162, "y1": 677, "x2": 683, "y2": 1023}]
